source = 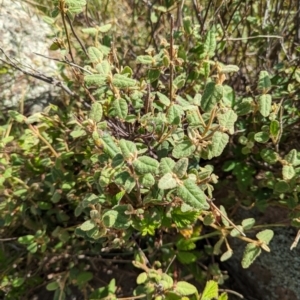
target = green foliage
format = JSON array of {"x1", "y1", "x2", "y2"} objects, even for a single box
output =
[{"x1": 1, "y1": 0, "x2": 300, "y2": 299}]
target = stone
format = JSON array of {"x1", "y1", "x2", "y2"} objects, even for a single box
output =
[{"x1": 0, "y1": 0, "x2": 59, "y2": 116}]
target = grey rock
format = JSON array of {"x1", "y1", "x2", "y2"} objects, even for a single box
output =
[
  {"x1": 224, "y1": 207, "x2": 300, "y2": 300},
  {"x1": 0, "y1": 0, "x2": 59, "y2": 115}
]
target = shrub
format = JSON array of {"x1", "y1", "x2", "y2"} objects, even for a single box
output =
[{"x1": 1, "y1": 0, "x2": 300, "y2": 299}]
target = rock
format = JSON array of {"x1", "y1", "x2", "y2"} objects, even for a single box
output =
[
  {"x1": 0, "y1": 0, "x2": 59, "y2": 116},
  {"x1": 223, "y1": 207, "x2": 300, "y2": 300}
]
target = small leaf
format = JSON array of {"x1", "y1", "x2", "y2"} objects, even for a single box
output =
[
  {"x1": 230, "y1": 225, "x2": 244, "y2": 237},
  {"x1": 159, "y1": 157, "x2": 176, "y2": 174},
  {"x1": 88, "y1": 46, "x2": 103, "y2": 63},
  {"x1": 203, "y1": 30, "x2": 216, "y2": 58},
  {"x1": 137, "y1": 55, "x2": 154, "y2": 64},
  {"x1": 119, "y1": 139, "x2": 137, "y2": 160},
  {"x1": 84, "y1": 74, "x2": 107, "y2": 86},
  {"x1": 80, "y1": 220, "x2": 96, "y2": 231},
  {"x1": 201, "y1": 82, "x2": 223, "y2": 112},
  {"x1": 177, "y1": 179, "x2": 209, "y2": 210},
  {"x1": 158, "y1": 173, "x2": 178, "y2": 190},
  {"x1": 270, "y1": 120, "x2": 280, "y2": 141},
  {"x1": 157, "y1": 92, "x2": 170, "y2": 106},
  {"x1": 174, "y1": 281, "x2": 197, "y2": 296},
  {"x1": 18, "y1": 235, "x2": 35, "y2": 245},
  {"x1": 46, "y1": 281, "x2": 59, "y2": 291},
  {"x1": 256, "y1": 229, "x2": 274, "y2": 244},
  {"x1": 136, "y1": 272, "x2": 148, "y2": 284},
  {"x1": 167, "y1": 104, "x2": 184, "y2": 124},
  {"x1": 173, "y1": 140, "x2": 196, "y2": 159},
  {"x1": 284, "y1": 149, "x2": 298, "y2": 166},
  {"x1": 254, "y1": 131, "x2": 269, "y2": 143},
  {"x1": 218, "y1": 292, "x2": 228, "y2": 300},
  {"x1": 258, "y1": 70, "x2": 271, "y2": 92},
  {"x1": 211, "y1": 132, "x2": 229, "y2": 157},
  {"x1": 258, "y1": 94, "x2": 272, "y2": 117},
  {"x1": 112, "y1": 74, "x2": 136, "y2": 88},
  {"x1": 282, "y1": 165, "x2": 295, "y2": 180},
  {"x1": 260, "y1": 149, "x2": 278, "y2": 164},
  {"x1": 220, "y1": 64, "x2": 239, "y2": 73},
  {"x1": 77, "y1": 271, "x2": 93, "y2": 285},
  {"x1": 8, "y1": 111, "x2": 26, "y2": 123},
  {"x1": 220, "y1": 249, "x2": 233, "y2": 262},
  {"x1": 139, "y1": 173, "x2": 155, "y2": 188},
  {"x1": 96, "y1": 23, "x2": 112, "y2": 32},
  {"x1": 241, "y1": 243, "x2": 261, "y2": 268},
  {"x1": 96, "y1": 60, "x2": 111, "y2": 75},
  {"x1": 235, "y1": 98, "x2": 253, "y2": 116},
  {"x1": 201, "y1": 280, "x2": 218, "y2": 299},
  {"x1": 274, "y1": 180, "x2": 290, "y2": 193},
  {"x1": 217, "y1": 110, "x2": 237, "y2": 134},
  {"x1": 89, "y1": 102, "x2": 103, "y2": 122},
  {"x1": 173, "y1": 158, "x2": 188, "y2": 178},
  {"x1": 102, "y1": 205, "x2": 131, "y2": 229},
  {"x1": 113, "y1": 98, "x2": 128, "y2": 119},
  {"x1": 133, "y1": 156, "x2": 159, "y2": 174},
  {"x1": 242, "y1": 218, "x2": 255, "y2": 230}
]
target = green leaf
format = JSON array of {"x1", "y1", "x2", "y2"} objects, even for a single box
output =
[
  {"x1": 46, "y1": 281, "x2": 59, "y2": 291},
  {"x1": 119, "y1": 139, "x2": 137, "y2": 160},
  {"x1": 174, "y1": 281, "x2": 197, "y2": 296},
  {"x1": 218, "y1": 292, "x2": 228, "y2": 300},
  {"x1": 112, "y1": 74, "x2": 136, "y2": 88},
  {"x1": 98, "y1": 23, "x2": 112, "y2": 32},
  {"x1": 217, "y1": 110, "x2": 237, "y2": 134},
  {"x1": 201, "y1": 280, "x2": 218, "y2": 299},
  {"x1": 242, "y1": 218, "x2": 255, "y2": 230},
  {"x1": 219, "y1": 205, "x2": 229, "y2": 226},
  {"x1": 137, "y1": 55, "x2": 153, "y2": 64},
  {"x1": 241, "y1": 243, "x2": 261, "y2": 268},
  {"x1": 18, "y1": 235, "x2": 35, "y2": 245},
  {"x1": 89, "y1": 102, "x2": 103, "y2": 122},
  {"x1": 220, "y1": 64, "x2": 239, "y2": 73},
  {"x1": 173, "y1": 158, "x2": 188, "y2": 178},
  {"x1": 8, "y1": 110, "x2": 26, "y2": 123},
  {"x1": 102, "y1": 205, "x2": 131, "y2": 229},
  {"x1": 82, "y1": 27, "x2": 98, "y2": 35},
  {"x1": 177, "y1": 179, "x2": 209, "y2": 210},
  {"x1": 65, "y1": 0, "x2": 86, "y2": 13},
  {"x1": 157, "y1": 92, "x2": 171, "y2": 106},
  {"x1": 70, "y1": 129, "x2": 86, "y2": 138},
  {"x1": 77, "y1": 271, "x2": 93, "y2": 285},
  {"x1": 133, "y1": 156, "x2": 159, "y2": 174},
  {"x1": 274, "y1": 180, "x2": 290, "y2": 193},
  {"x1": 96, "y1": 60, "x2": 111, "y2": 75},
  {"x1": 220, "y1": 249, "x2": 233, "y2": 262},
  {"x1": 173, "y1": 73, "x2": 186, "y2": 90},
  {"x1": 84, "y1": 74, "x2": 107, "y2": 86},
  {"x1": 258, "y1": 70, "x2": 271, "y2": 92},
  {"x1": 158, "y1": 173, "x2": 178, "y2": 189},
  {"x1": 177, "y1": 251, "x2": 197, "y2": 264},
  {"x1": 256, "y1": 229, "x2": 274, "y2": 244},
  {"x1": 177, "y1": 237, "x2": 197, "y2": 252},
  {"x1": 282, "y1": 165, "x2": 295, "y2": 180},
  {"x1": 139, "y1": 173, "x2": 155, "y2": 188},
  {"x1": 235, "y1": 98, "x2": 253, "y2": 116},
  {"x1": 88, "y1": 46, "x2": 103, "y2": 63},
  {"x1": 258, "y1": 94, "x2": 272, "y2": 117},
  {"x1": 147, "y1": 69, "x2": 160, "y2": 82},
  {"x1": 113, "y1": 98, "x2": 128, "y2": 119},
  {"x1": 101, "y1": 133, "x2": 120, "y2": 158},
  {"x1": 254, "y1": 131, "x2": 269, "y2": 143},
  {"x1": 167, "y1": 104, "x2": 184, "y2": 124},
  {"x1": 284, "y1": 149, "x2": 298, "y2": 165},
  {"x1": 136, "y1": 272, "x2": 148, "y2": 284},
  {"x1": 211, "y1": 132, "x2": 229, "y2": 157},
  {"x1": 80, "y1": 220, "x2": 96, "y2": 231},
  {"x1": 201, "y1": 82, "x2": 223, "y2": 112},
  {"x1": 173, "y1": 140, "x2": 196, "y2": 159},
  {"x1": 204, "y1": 30, "x2": 216, "y2": 58},
  {"x1": 159, "y1": 157, "x2": 176, "y2": 174},
  {"x1": 260, "y1": 149, "x2": 278, "y2": 164},
  {"x1": 270, "y1": 120, "x2": 280, "y2": 141}
]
